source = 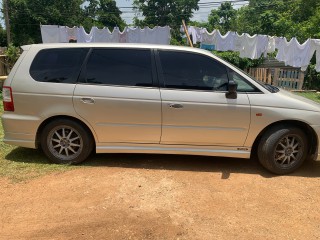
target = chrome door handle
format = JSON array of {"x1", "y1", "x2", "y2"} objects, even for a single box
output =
[
  {"x1": 81, "y1": 97, "x2": 95, "y2": 104},
  {"x1": 169, "y1": 103, "x2": 184, "y2": 109}
]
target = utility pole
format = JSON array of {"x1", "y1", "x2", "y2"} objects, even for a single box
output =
[{"x1": 3, "y1": 0, "x2": 11, "y2": 45}]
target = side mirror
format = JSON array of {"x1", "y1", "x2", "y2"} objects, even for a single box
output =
[{"x1": 226, "y1": 81, "x2": 238, "y2": 99}]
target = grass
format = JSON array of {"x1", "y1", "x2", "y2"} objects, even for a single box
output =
[
  {"x1": 294, "y1": 92, "x2": 320, "y2": 104},
  {"x1": 0, "y1": 93, "x2": 73, "y2": 182}
]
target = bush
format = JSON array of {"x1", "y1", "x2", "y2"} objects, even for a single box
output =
[{"x1": 5, "y1": 44, "x2": 20, "y2": 70}]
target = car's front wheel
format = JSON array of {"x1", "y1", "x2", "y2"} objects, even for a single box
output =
[
  {"x1": 41, "y1": 119, "x2": 93, "y2": 164},
  {"x1": 258, "y1": 126, "x2": 308, "y2": 175}
]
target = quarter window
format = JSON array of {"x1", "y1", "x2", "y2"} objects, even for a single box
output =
[
  {"x1": 228, "y1": 69, "x2": 259, "y2": 92},
  {"x1": 85, "y1": 49, "x2": 153, "y2": 87},
  {"x1": 159, "y1": 51, "x2": 229, "y2": 91},
  {"x1": 30, "y1": 48, "x2": 88, "y2": 83}
]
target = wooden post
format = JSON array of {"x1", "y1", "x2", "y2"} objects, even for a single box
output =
[
  {"x1": 182, "y1": 20, "x2": 193, "y2": 48},
  {"x1": 3, "y1": 0, "x2": 11, "y2": 45},
  {"x1": 274, "y1": 68, "x2": 280, "y2": 87},
  {"x1": 267, "y1": 68, "x2": 272, "y2": 84},
  {"x1": 298, "y1": 71, "x2": 305, "y2": 90}
]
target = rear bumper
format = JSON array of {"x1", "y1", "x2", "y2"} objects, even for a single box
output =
[
  {"x1": 3, "y1": 131, "x2": 37, "y2": 149},
  {"x1": 2, "y1": 113, "x2": 40, "y2": 149}
]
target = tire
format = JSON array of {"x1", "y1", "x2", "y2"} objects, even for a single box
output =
[
  {"x1": 258, "y1": 125, "x2": 308, "y2": 175},
  {"x1": 40, "y1": 119, "x2": 93, "y2": 164}
]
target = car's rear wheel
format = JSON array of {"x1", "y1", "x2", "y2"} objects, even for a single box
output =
[
  {"x1": 41, "y1": 119, "x2": 93, "y2": 164},
  {"x1": 258, "y1": 126, "x2": 308, "y2": 175}
]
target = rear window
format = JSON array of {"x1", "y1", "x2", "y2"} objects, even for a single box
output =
[{"x1": 30, "y1": 48, "x2": 88, "y2": 83}]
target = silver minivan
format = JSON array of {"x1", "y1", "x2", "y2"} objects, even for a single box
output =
[{"x1": 2, "y1": 43, "x2": 320, "y2": 174}]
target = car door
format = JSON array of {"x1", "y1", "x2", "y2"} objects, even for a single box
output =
[
  {"x1": 73, "y1": 48, "x2": 162, "y2": 144},
  {"x1": 157, "y1": 50, "x2": 252, "y2": 147}
]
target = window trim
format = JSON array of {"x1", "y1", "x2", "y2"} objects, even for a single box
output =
[{"x1": 78, "y1": 47, "x2": 156, "y2": 88}]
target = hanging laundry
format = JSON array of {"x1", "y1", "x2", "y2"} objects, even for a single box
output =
[
  {"x1": 215, "y1": 31, "x2": 236, "y2": 52},
  {"x1": 256, "y1": 35, "x2": 269, "y2": 58},
  {"x1": 127, "y1": 27, "x2": 141, "y2": 43},
  {"x1": 109, "y1": 27, "x2": 121, "y2": 43},
  {"x1": 92, "y1": 27, "x2": 111, "y2": 43},
  {"x1": 239, "y1": 34, "x2": 258, "y2": 59},
  {"x1": 40, "y1": 25, "x2": 60, "y2": 43},
  {"x1": 188, "y1": 26, "x2": 202, "y2": 44},
  {"x1": 77, "y1": 27, "x2": 93, "y2": 43},
  {"x1": 119, "y1": 27, "x2": 128, "y2": 43},
  {"x1": 312, "y1": 40, "x2": 320, "y2": 72},
  {"x1": 67, "y1": 27, "x2": 78, "y2": 42},
  {"x1": 287, "y1": 38, "x2": 314, "y2": 71},
  {"x1": 199, "y1": 29, "x2": 217, "y2": 50},
  {"x1": 277, "y1": 38, "x2": 314, "y2": 71},
  {"x1": 275, "y1": 37, "x2": 290, "y2": 62},
  {"x1": 154, "y1": 26, "x2": 171, "y2": 45},
  {"x1": 267, "y1": 36, "x2": 276, "y2": 53},
  {"x1": 58, "y1": 26, "x2": 69, "y2": 43},
  {"x1": 143, "y1": 27, "x2": 158, "y2": 44},
  {"x1": 234, "y1": 33, "x2": 245, "y2": 52}
]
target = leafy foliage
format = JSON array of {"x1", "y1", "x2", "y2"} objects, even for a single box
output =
[
  {"x1": 208, "y1": 2, "x2": 237, "y2": 34},
  {"x1": 133, "y1": 0, "x2": 200, "y2": 41},
  {"x1": 7, "y1": 0, "x2": 126, "y2": 45},
  {"x1": 0, "y1": 24, "x2": 7, "y2": 47},
  {"x1": 213, "y1": 51, "x2": 264, "y2": 70},
  {"x1": 83, "y1": 0, "x2": 126, "y2": 32},
  {"x1": 4, "y1": 44, "x2": 20, "y2": 69}
]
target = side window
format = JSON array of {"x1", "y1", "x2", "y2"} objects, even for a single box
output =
[
  {"x1": 85, "y1": 49, "x2": 153, "y2": 87},
  {"x1": 30, "y1": 48, "x2": 88, "y2": 83},
  {"x1": 159, "y1": 51, "x2": 229, "y2": 91},
  {"x1": 228, "y1": 70, "x2": 259, "y2": 92}
]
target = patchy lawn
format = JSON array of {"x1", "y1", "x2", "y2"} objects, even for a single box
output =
[
  {"x1": 0, "y1": 93, "x2": 73, "y2": 182},
  {"x1": 295, "y1": 91, "x2": 320, "y2": 103}
]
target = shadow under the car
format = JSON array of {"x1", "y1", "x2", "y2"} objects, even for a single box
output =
[{"x1": 5, "y1": 147, "x2": 320, "y2": 179}]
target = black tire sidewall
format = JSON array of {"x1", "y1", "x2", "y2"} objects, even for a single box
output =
[
  {"x1": 40, "y1": 119, "x2": 93, "y2": 164},
  {"x1": 258, "y1": 126, "x2": 308, "y2": 175}
]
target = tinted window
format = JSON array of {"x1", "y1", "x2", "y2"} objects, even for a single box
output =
[
  {"x1": 159, "y1": 51, "x2": 229, "y2": 91},
  {"x1": 30, "y1": 48, "x2": 88, "y2": 83},
  {"x1": 228, "y1": 69, "x2": 259, "y2": 92},
  {"x1": 85, "y1": 49, "x2": 153, "y2": 87}
]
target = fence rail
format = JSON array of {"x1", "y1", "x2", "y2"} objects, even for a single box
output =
[{"x1": 248, "y1": 67, "x2": 304, "y2": 90}]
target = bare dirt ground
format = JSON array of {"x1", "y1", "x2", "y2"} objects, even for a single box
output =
[{"x1": 1, "y1": 154, "x2": 320, "y2": 240}]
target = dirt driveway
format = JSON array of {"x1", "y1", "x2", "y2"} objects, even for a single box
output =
[{"x1": 1, "y1": 154, "x2": 320, "y2": 240}]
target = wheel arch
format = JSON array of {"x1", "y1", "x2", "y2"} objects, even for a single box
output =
[
  {"x1": 35, "y1": 115, "x2": 97, "y2": 149},
  {"x1": 251, "y1": 120, "x2": 318, "y2": 159}
]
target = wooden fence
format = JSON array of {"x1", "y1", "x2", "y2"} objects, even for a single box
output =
[
  {"x1": 248, "y1": 68, "x2": 305, "y2": 90},
  {"x1": 0, "y1": 48, "x2": 8, "y2": 89}
]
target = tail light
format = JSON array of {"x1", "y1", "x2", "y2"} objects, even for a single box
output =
[{"x1": 2, "y1": 86, "x2": 14, "y2": 111}]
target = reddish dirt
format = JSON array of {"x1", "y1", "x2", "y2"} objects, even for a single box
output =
[{"x1": 1, "y1": 154, "x2": 320, "y2": 240}]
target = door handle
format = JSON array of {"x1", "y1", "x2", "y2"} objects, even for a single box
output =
[
  {"x1": 168, "y1": 103, "x2": 184, "y2": 109},
  {"x1": 81, "y1": 97, "x2": 95, "y2": 104}
]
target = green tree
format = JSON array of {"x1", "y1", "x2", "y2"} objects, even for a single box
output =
[
  {"x1": 0, "y1": 24, "x2": 7, "y2": 47},
  {"x1": 208, "y1": 2, "x2": 236, "y2": 34},
  {"x1": 83, "y1": 0, "x2": 126, "y2": 31},
  {"x1": 133, "y1": 0, "x2": 200, "y2": 41},
  {"x1": 9, "y1": 0, "x2": 84, "y2": 45}
]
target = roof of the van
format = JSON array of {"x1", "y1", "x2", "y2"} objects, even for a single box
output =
[{"x1": 22, "y1": 43, "x2": 213, "y2": 56}]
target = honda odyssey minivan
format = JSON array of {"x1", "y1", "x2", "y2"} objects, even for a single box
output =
[{"x1": 2, "y1": 43, "x2": 320, "y2": 174}]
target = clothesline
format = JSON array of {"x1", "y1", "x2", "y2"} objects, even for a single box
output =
[
  {"x1": 187, "y1": 26, "x2": 320, "y2": 72},
  {"x1": 40, "y1": 25, "x2": 171, "y2": 45}
]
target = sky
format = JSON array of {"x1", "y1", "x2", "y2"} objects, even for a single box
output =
[
  {"x1": 0, "y1": 0, "x2": 249, "y2": 27},
  {"x1": 118, "y1": 0, "x2": 249, "y2": 24}
]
